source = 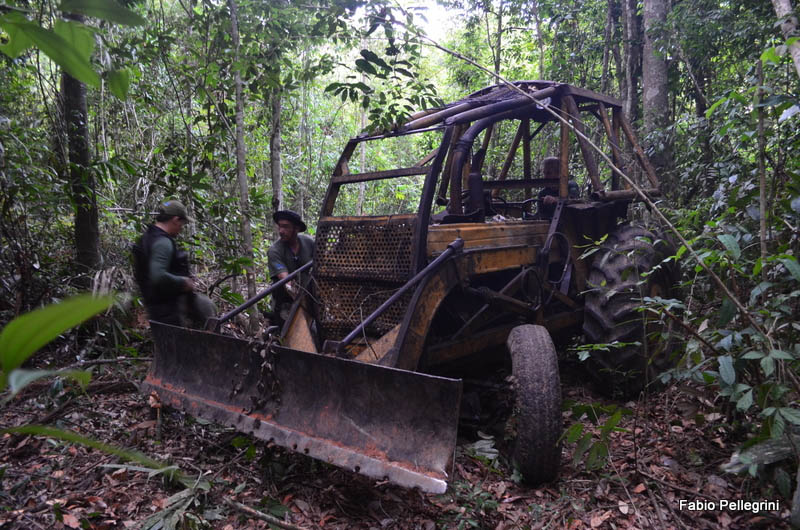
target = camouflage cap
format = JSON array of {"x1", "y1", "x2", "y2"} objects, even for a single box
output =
[{"x1": 158, "y1": 199, "x2": 194, "y2": 222}]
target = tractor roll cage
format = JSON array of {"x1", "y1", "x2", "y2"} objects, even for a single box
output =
[{"x1": 320, "y1": 81, "x2": 662, "y2": 274}]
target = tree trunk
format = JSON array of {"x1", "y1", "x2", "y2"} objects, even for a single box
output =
[
  {"x1": 601, "y1": 0, "x2": 614, "y2": 93},
  {"x1": 62, "y1": 12, "x2": 100, "y2": 286},
  {"x1": 227, "y1": 0, "x2": 257, "y2": 330},
  {"x1": 486, "y1": 1, "x2": 503, "y2": 177},
  {"x1": 756, "y1": 60, "x2": 768, "y2": 281},
  {"x1": 531, "y1": 0, "x2": 545, "y2": 79},
  {"x1": 493, "y1": 2, "x2": 502, "y2": 83},
  {"x1": 356, "y1": 59, "x2": 367, "y2": 215},
  {"x1": 622, "y1": 0, "x2": 641, "y2": 123},
  {"x1": 609, "y1": 1, "x2": 625, "y2": 99},
  {"x1": 357, "y1": 105, "x2": 367, "y2": 215},
  {"x1": 642, "y1": 0, "x2": 671, "y2": 173},
  {"x1": 772, "y1": 0, "x2": 800, "y2": 80},
  {"x1": 270, "y1": 82, "x2": 283, "y2": 214}
]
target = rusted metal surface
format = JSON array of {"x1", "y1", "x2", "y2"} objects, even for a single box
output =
[
  {"x1": 331, "y1": 166, "x2": 429, "y2": 185},
  {"x1": 560, "y1": 103, "x2": 571, "y2": 198},
  {"x1": 563, "y1": 95, "x2": 602, "y2": 193},
  {"x1": 143, "y1": 322, "x2": 462, "y2": 493},
  {"x1": 482, "y1": 179, "x2": 559, "y2": 190},
  {"x1": 400, "y1": 101, "x2": 479, "y2": 131},
  {"x1": 562, "y1": 84, "x2": 623, "y2": 108},
  {"x1": 427, "y1": 325, "x2": 518, "y2": 367},
  {"x1": 492, "y1": 120, "x2": 525, "y2": 198},
  {"x1": 415, "y1": 126, "x2": 453, "y2": 272},
  {"x1": 522, "y1": 119, "x2": 533, "y2": 200},
  {"x1": 208, "y1": 261, "x2": 313, "y2": 332},
  {"x1": 427, "y1": 220, "x2": 548, "y2": 254},
  {"x1": 445, "y1": 87, "x2": 558, "y2": 125},
  {"x1": 595, "y1": 102, "x2": 624, "y2": 190},
  {"x1": 146, "y1": 80, "x2": 669, "y2": 495},
  {"x1": 593, "y1": 188, "x2": 661, "y2": 201}
]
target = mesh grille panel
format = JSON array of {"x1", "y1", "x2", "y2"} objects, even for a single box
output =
[
  {"x1": 313, "y1": 216, "x2": 418, "y2": 341},
  {"x1": 315, "y1": 217, "x2": 416, "y2": 282},
  {"x1": 315, "y1": 279, "x2": 413, "y2": 340}
]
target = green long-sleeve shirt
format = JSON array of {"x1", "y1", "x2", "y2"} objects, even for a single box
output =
[{"x1": 148, "y1": 236, "x2": 186, "y2": 295}]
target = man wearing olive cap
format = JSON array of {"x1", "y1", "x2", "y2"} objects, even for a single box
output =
[
  {"x1": 267, "y1": 210, "x2": 314, "y2": 325},
  {"x1": 134, "y1": 199, "x2": 215, "y2": 327}
]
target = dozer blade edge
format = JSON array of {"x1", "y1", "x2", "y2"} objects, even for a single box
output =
[{"x1": 142, "y1": 321, "x2": 462, "y2": 493}]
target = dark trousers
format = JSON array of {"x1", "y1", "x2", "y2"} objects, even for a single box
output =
[{"x1": 147, "y1": 293, "x2": 216, "y2": 328}]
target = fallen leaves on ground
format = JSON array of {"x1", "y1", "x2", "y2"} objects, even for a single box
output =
[{"x1": 0, "y1": 356, "x2": 793, "y2": 529}]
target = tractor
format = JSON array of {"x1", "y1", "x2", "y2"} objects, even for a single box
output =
[{"x1": 143, "y1": 81, "x2": 680, "y2": 493}]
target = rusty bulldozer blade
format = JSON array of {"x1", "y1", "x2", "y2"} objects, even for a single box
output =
[{"x1": 142, "y1": 321, "x2": 462, "y2": 493}]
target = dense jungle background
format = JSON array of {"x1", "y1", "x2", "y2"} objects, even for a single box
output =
[{"x1": 2, "y1": 0, "x2": 800, "y2": 528}]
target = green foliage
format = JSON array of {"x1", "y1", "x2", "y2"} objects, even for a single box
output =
[
  {"x1": 561, "y1": 401, "x2": 631, "y2": 471},
  {"x1": 662, "y1": 34, "x2": 800, "y2": 478},
  {"x1": 0, "y1": 15, "x2": 100, "y2": 86},
  {"x1": 0, "y1": 0, "x2": 143, "y2": 89},
  {"x1": 438, "y1": 479, "x2": 500, "y2": 529},
  {"x1": 0, "y1": 295, "x2": 214, "y2": 528},
  {"x1": 0, "y1": 294, "x2": 114, "y2": 391},
  {"x1": 60, "y1": 0, "x2": 146, "y2": 27},
  {"x1": 326, "y1": 4, "x2": 443, "y2": 131}
]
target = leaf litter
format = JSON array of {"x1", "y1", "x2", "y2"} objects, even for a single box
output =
[{"x1": 0, "y1": 351, "x2": 793, "y2": 529}]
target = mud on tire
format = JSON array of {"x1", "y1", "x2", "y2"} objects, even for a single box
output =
[
  {"x1": 506, "y1": 325, "x2": 562, "y2": 484},
  {"x1": 582, "y1": 223, "x2": 679, "y2": 398}
]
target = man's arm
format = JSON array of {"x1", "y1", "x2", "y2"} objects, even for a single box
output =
[
  {"x1": 268, "y1": 244, "x2": 299, "y2": 297},
  {"x1": 149, "y1": 238, "x2": 193, "y2": 293}
]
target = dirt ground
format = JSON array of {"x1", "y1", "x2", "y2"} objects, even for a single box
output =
[{"x1": 0, "y1": 342, "x2": 793, "y2": 530}]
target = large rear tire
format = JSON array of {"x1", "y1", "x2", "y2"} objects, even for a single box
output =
[
  {"x1": 582, "y1": 223, "x2": 679, "y2": 397},
  {"x1": 506, "y1": 324, "x2": 562, "y2": 484}
]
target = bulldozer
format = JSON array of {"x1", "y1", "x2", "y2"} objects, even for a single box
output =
[{"x1": 142, "y1": 81, "x2": 680, "y2": 494}]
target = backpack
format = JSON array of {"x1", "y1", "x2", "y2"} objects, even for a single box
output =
[{"x1": 130, "y1": 235, "x2": 151, "y2": 293}]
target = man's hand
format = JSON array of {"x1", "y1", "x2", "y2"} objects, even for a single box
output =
[
  {"x1": 285, "y1": 280, "x2": 298, "y2": 299},
  {"x1": 543, "y1": 195, "x2": 559, "y2": 206},
  {"x1": 183, "y1": 277, "x2": 195, "y2": 292}
]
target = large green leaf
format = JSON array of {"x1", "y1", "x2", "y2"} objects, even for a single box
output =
[
  {"x1": 1, "y1": 425, "x2": 188, "y2": 484},
  {"x1": 54, "y1": 19, "x2": 95, "y2": 62},
  {"x1": 0, "y1": 12, "x2": 34, "y2": 58},
  {"x1": 779, "y1": 408, "x2": 800, "y2": 426},
  {"x1": 779, "y1": 257, "x2": 800, "y2": 283},
  {"x1": 705, "y1": 96, "x2": 727, "y2": 119},
  {"x1": 736, "y1": 389, "x2": 753, "y2": 411},
  {"x1": 59, "y1": 0, "x2": 146, "y2": 26},
  {"x1": 717, "y1": 234, "x2": 741, "y2": 260},
  {"x1": 717, "y1": 297, "x2": 736, "y2": 327},
  {"x1": 107, "y1": 68, "x2": 131, "y2": 100},
  {"x1": 718, "y1": 355, "x2": 736, "y2": 385},
  {"x1": 0, "y1": 294, "x2": 113, "y2": 379},
  {"x1": 2, "y1": 20, "x2": 100, "y2": 87},
  {"x1": 4, "y1": 368, "x2": 92, "y2": 402}
]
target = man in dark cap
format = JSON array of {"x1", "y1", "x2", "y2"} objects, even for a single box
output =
[
  {"x1": 133, "y1": 199, "x2": 215, "y2": 327},
  {"x1": 267, "y1": 210, "x2": 315, "y2": 325}
]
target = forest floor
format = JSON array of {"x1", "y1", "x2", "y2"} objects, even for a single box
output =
[{"x1": 0, "y1": 329, "x2": 793, "y2": 530}]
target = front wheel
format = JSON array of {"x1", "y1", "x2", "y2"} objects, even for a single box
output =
[{"x1": 506, "y1": 324, "x2": 562, "y2": 484}]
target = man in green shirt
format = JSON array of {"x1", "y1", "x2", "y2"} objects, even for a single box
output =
[
  {"x1": 267, "y1": 210, "x2": 314, "y2": 325},
  {"x1": 136, "y1": 199, "x2": 215, "y2": 327}
]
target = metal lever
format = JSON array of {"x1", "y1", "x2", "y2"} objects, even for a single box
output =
[
  {"x1": 334, "y1": 238, "x2": 464, "y2": 355},
  {"x1": 204, "y1": 260, "x2": 313, "y2": 331}
]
